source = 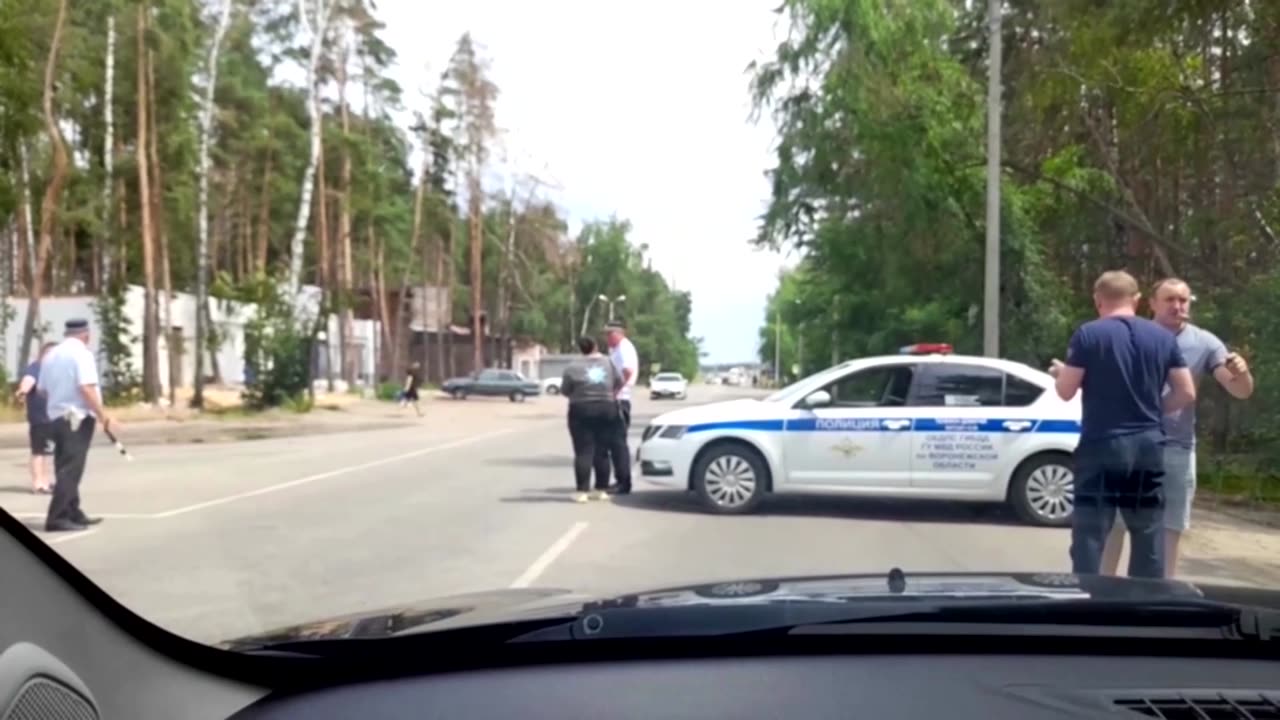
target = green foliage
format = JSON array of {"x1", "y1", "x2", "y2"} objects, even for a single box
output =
[
  {"x1": 91, "y1": 287, "x2": 142, "y2": 405},
  {"x1": 754, "y1": 0, "x2": 1280, "y2": 480},
  {"x1": 218, "y1": 273, "x2": 312, "y2": 410},
  {"x1": 376, "y1": 381, "x2": 402, "y2": 401}
]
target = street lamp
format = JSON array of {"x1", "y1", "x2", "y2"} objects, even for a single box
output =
[{"x1": 599, "y1": 293, "x2": 626, "y2": 322}]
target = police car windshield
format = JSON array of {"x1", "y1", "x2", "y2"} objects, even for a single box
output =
[{"x1": 763, "y1": 363, "x2": 853, "y2": 403}]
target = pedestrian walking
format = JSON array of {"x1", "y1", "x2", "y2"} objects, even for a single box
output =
[
  {"x1": 37, "y1": 318, "x2": 119, "y2": 532},
  {"x1": 561, "y1": 336, "x2": 629, "y2": 503},
  {"x1": 603, "y1": 319, "x2": 639, "y2": 495},
  {"x1": 13, "y1": 342, "x2": 59, "y2": 493},
  {"x1": 1100, "y1": 277, "x2": 1254, "y2": 578},
  {"x1": 400, "y1": 361, "x2": 424, "y2": 417},
  {"x1": 1049, "y1": 270, "x2": 1195, "y2": 578}
]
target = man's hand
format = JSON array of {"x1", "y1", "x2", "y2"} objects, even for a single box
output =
[
  {"x1": 1048, "y1": 359, "x2": 1064, "y2": 378},
  {"x1": 1224, "y1": 351, "x2": 1249, "y2": 377},
  {"x1": 102, "y1": 416, "x2": 120, "y2": 435}
]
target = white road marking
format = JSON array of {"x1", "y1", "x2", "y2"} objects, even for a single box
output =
[
  {"x1": 47, "y1": 528, "x2": 100, "y2": 545},
  {"x1": 509, "y1": 521, "x2": 589, "y2": 589},
  {"x1": 7, "y1": 512, "x2": 150, "y2": 520},
  {"x1": 149, "y1": 428, "x2": 523, "y2": 519}
]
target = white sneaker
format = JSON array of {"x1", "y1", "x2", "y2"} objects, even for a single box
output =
[
  {"x1": 572, "y1": 492, "x2": 589, "y2": 503},
  {"x1": 590, "y1": 490, "x2": 610, "y2": 501}
]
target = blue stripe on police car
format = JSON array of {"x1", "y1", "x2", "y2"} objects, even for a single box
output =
[{"x1": 684, "y1": 418, "x2": 1081, "y2": 434}]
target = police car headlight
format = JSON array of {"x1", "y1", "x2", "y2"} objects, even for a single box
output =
[
  {"x1": 642, "y1": 425, "x2": 661, "y2": 442},
  {"x1": 658, "y1": 425, "x2": 687, "y2": 439}
]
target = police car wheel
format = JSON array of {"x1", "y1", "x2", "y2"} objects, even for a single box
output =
[
  {"x1": 545, "y1": 384, "x2": 559, "y2": 395},
  {"x1": 1009, "y1": 452, "x2": 1074, "y2": 527},
  {"x1": 692, "y1": 443, "x2": 767, "y2": 514}
]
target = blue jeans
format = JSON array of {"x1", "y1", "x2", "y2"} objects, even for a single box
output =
[{"x1": 1070, "y1": 429, "x2": 1166, "y2": 579}]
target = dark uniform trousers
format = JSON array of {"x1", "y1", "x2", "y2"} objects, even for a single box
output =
[
  {"x1": 614, "y1": 399, "x2": 633, "y2": 490},
  {"x1": 45, "y1": 415, "x2": 96, "y2": 527}
]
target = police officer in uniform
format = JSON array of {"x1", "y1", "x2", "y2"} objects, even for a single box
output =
[
  {"x1": 603, "y1": 319, "x2": 639, "y2": 495},
  {"x1": 38, "y1": 318, "x2": 118, "y2": 532}
]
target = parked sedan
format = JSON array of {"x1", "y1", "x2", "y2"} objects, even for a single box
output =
[{"x1": 441, "y1": 369, "x2": 542, "y2": 402}]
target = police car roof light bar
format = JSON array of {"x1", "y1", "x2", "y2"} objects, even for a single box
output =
[{"x1": 900, "y1": 343, "x2": 953, "y2": 355}]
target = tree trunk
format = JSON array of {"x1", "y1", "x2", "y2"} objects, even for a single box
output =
[
  {"x1": 136, "y1": 5, "x2": 160, "y2": 403},
  {"x1": 101, "y1": 13, "x2": 116, "y2": 293},
  {"x1": 445, "y1": 219, "x2": 457, "y2": 378},
  {"x1": 391, "y1": 274, "x2": 408, "y2": 382},
  {"x1": 468, "y1": 177, "x2": 483, "y2": 372},
  {"x1": 285, "y1": 0, "x2": 331, "y2": 297},
  {"x1": 433, "y1": 225, "x2": 446, "y2": 382},
  {"x1": 337, "y1": 27, "x2": 355, "y2": 385},
  {"x1": 17, "y1": 143, "x2": 37, "y2": 368},
  {"x1": 193, "y1": 0, "x2": 232, "y2": 407},
  {"x1": 371, "y1": 225, "x2": 393, "y2": 381},
  {"x1": 255, "y1": 133, "x2": 273, "y2": 275},
  {"x1": 314, "y1": 119, "x2": 332, "y2": 391},
  {"x1": 409, "y1": 140, "x2": 430, "y2": 377},
  {"x1": 147, "y1": 48, "x2": 177, "y2": 405},
  {"x1": 17, "y1": 0, "x2": 70, "y2": 369}
]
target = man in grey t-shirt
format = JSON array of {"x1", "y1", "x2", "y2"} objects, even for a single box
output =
[{"x1": 1102, "y1": 278, "x2": 1254, "y2": 577}]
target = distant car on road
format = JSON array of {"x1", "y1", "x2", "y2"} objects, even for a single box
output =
[
  {"x1": 442, "y1": 368, "x2": 541, "y2": 402},
  {"x1": 636, "y1": 344, "x2": 1080, "y2": 527},
  {"x1": 540, "y1": 376, "x2": 562, "y2": 395},
  {"x1": 649, "y1": 372, "x2": 688, "y2": 400}
]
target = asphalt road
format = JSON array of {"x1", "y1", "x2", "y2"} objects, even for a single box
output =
[{"x1": 0, "y1": 384, "x2": 1258, "y2": 644}]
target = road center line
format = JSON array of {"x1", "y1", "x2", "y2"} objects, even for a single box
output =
[
  {"x1": 509, "y1": 521, "x2": 589, "y2": 589},
  {"x1": 149, "y1": 428, "x2": 524, "y2": 519}
]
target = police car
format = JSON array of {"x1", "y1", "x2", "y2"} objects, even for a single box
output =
[{"x1": 635, "y1": 344, "x2": 1081, "y2": 527}]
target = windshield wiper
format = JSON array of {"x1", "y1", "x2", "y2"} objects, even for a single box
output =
[{"x1": 508, "y1": 598, "x2": 1280, "y2": 643}]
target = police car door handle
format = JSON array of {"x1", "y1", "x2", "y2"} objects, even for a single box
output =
[
  {"x1": 1002, "y1": 420, "x2": 1033, "y2": 432},
  {"x1": 881, "y1": 419, "x2": 911, "y2": 431}
]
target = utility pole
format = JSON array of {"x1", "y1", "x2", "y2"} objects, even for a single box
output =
[
  {"x1": 983, "y1": 0, "x2": 1003, "y2": 358},
  {"x1": 774, "y1": 304, "x2": 781, "y2": 384}
]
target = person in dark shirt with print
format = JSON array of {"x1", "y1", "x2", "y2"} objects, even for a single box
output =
[
  {"x1": 13, "y1": 342, "x2": 59, "y2": 493},
  {"x1": 1049, "y1": 270, "x2": 1196, "y2": 578}
]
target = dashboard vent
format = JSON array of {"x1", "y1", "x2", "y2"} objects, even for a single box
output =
[{"x1": 1114, "y1": 693, "x2": 1280, "y2": 719}]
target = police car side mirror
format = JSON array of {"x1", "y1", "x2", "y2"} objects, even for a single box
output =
[{"x1": 802, "y1": 390, "x2": 832, "y2": 408}]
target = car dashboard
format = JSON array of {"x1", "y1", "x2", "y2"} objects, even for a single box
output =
[{"x1": 231, "y1": 653, "x2": 1280, "y2": 719}]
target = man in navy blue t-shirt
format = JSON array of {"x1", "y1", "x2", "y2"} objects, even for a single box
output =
[
  {"x1": 1049, "y1": 270, "x2": 1195, "y2": 578},
  {"x1": 13, "y1": 342, "x2": 59, "y2": 493}
]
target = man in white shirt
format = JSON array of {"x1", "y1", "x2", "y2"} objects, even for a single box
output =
[
  {"x1": 604, "y1": 320, "x2": 639, "y2": 494},
  {"x1": 36, "y1": 318, "x2": 118, "y2": 532}
]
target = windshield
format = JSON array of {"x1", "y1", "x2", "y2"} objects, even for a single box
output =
[{"x1": 3, "y1": 0, "x2": 1278, "y2": 652}]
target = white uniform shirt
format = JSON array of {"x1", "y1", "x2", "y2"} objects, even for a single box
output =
[
  {"x1": 37, "y1": 337, "x2": 101, "y2": 419},
  {"x1": 610, "y1": 336, "x2": 640, "y2": 402}
]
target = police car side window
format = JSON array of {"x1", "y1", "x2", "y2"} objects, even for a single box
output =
[
  {"x1": 1003, "y1": 375, "x2": 1044, "y2": 406},
  {"x1": 907, "y1": 364, "x2": 1004, "y2": 407},
  {"x1": 822, "y1": 365, "x2": 915, "y2": 408}
]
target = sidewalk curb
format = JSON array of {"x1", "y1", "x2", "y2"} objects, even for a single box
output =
[{"x1": 0, "y1": 419, "x2": 420, "y2": 450}]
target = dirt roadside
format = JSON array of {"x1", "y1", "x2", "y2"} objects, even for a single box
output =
[{"x1": 0, "y1": 392, "x2": 563, "y2": 449}]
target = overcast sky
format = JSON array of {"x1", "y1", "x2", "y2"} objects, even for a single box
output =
[{"x1": 375, "y1": 0, "x2": 789, "y2": 363}]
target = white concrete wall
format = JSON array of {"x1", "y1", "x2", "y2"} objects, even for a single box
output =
[{"x1": 4, "y1": 284, "x2": 381, "y2": 391}]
